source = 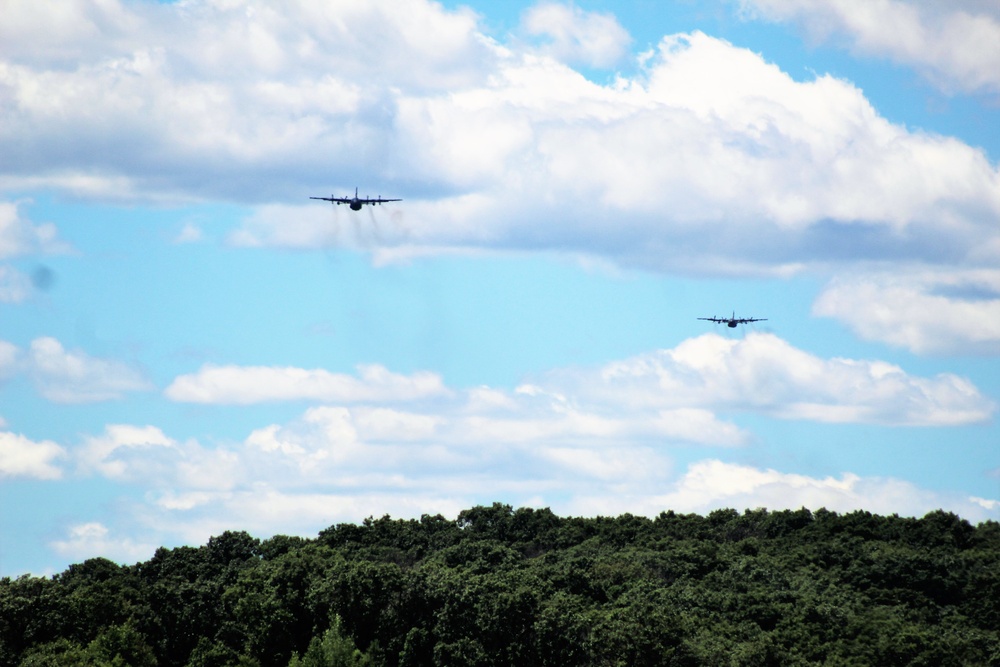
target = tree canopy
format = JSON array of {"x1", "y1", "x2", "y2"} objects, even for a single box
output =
[{"x1": 2, "y1": 505, "x2": 997, "y2": 666}]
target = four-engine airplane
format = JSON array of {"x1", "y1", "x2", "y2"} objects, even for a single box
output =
[
  {"x1": 699, "y1": 312, "x2": 767, "y2": 328},
  {"x1": 310, "y1": 188, "x2": 401, "y2": 210}
]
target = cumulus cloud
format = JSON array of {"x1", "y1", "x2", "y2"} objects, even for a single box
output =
[
  {"x1": 231, "y1": 32, "x2": 1000, "y2": 276},
  {"x1": 69, "y1": 329, "x2": 997, "y2": 547},
  {"x1": 555, "y1": 333, "x2": 995, "y2": 426},
  {"x1": 0, "y1": 430, "x2": 66, "y2": 479},
  {"x1": 164, "y1": 363, "x2": 451, "y2": 404},
  {"x1": 738, "y1": 0, "x2": 1000, "y2": 94},
  {"x1": 27, "y1": 337, "x2": 153, "y2": 403},
  {"x1": 813, "y1": 269, "x2": 1000, "y2": 356},
  {"x1": 0, "y1": 0, "x2": 493, "y2": 202},
  {"x1": 78, "y1": 424, "x2": 178, "y2": 479},
  {"x1": 521, "y1": 2, "x2": 632, "y2": 68}
]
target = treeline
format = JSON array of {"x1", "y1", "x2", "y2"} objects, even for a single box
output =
[{"x1": 2, "y1": 504, "x2": 998, "y2": 666}]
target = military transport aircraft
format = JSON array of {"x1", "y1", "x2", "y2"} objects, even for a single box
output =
[
  {"x1": 310, "y1": 188, "x2": 401, "y2": 210},
  {"x1": 699, "y1": 312, "x2": 767, "y2": 328}
]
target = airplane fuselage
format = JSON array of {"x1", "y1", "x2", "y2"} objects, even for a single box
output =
[
  {"x1": 349, "y1": 201, "x2": 363, "y2": 210},
  {"x1": 727, "y1": 321, "x2": 738, "y2": 328}
]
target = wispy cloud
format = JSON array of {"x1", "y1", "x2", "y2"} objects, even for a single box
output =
[
  {"x1": 165, "y1": 363, "x2": 451, "y2": 404},
  {"x1": 0, "y1": 201, "x2": 70, "y2": 259},
  {"x1": 0, "y1": 341, "x2": 19, "y2": 380},
  {"x1": 21, "y1": 337, "x2": 152, "y2": 403},
  {"x1": 0, "y1": 266, "x2": 36, "y2": 304},
  {"x1": 50, "y1": 522, "x2": 158, "y2": 565}
]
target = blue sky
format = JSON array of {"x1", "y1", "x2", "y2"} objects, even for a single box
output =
[{"x1": 1, "y1": 0, "x2": 999, "y2": 576}]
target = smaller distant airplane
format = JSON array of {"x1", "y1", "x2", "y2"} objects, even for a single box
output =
[
  {"x1": 310, "y1": 188, "x2": 401, "y2": 211},
  {"x1": 699, "y1": 312, "x2": 767, "y2": 328}
]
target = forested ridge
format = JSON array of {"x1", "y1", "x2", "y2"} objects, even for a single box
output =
[{"x1": 2, "y1": 504, "x2": 998, "y2": 666}]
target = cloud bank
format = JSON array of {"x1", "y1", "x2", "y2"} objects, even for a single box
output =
[
  {"x1": 23, "y1": 329, "x2": 996, "y2": 562},
  {"x1": 59, "y1": 420, "x2": 1000, "y2": 558},
  {"x1": 1, "y1": 1, "x2": 997, "y2": 274},
  {"x1": 3, "y1": 0, "x2": 999, "y2": 353},
  {"x1": 164, "y1": 332, "x2": 995, "y2": 427}
]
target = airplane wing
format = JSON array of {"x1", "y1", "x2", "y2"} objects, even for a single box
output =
[
  {"x1": 737, "y1": 318, "x2": 767, "y2": 323},
  {"x1": 309, "y1": 196, "x2": 352, "y2": 204},
  {"x1": 361, "y1": 197, "x2": 402, "y2": 204},
  {"x1": 698, "y1": 317, "x2": 725, "y2": 323}
]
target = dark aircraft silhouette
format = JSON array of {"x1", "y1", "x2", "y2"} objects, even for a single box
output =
[
  {"x1": 310, "y1": 188, "x2": 401, "y2": 211},
  {"x1": 699, "y1": 312, "x2": 767, "y2": 328}
]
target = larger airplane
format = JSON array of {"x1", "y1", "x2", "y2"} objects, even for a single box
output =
[
  {"x1": 310, "y1": 188, "x2": 401, "y2": 211},
  {"x1": 699, "y1": 312, "x2": 767, "y2": 328}
]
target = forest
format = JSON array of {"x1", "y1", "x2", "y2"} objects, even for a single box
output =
[{"x1": 1, "y1": 504, "x2": 998, "y2": 666}]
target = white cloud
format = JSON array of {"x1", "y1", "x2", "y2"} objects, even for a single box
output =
[
  {"x1": 0, "y1": 0, "x2": 494, "y2": 202},
  {"x1": 1, "y1": 2, "x2": 997, "y2": 277},
  {"x1": 0, "y1": 266, "x2": 32, "y2": 303},
  {"x1": 164, "y1": 334, "x2": 992, "y2": 441},
  {"x1": 71, "y1": 420, "x2": 1000, "y2": 547},
  {"x1": 814, "y1": 269, "x2": 1000, "y2": 355},
  {"x1": 173, "y1": 222, "x2": 204, "y2": 244},
  {"x1": 0, "y1": 430, "x2": 66, "y2": 479},
  {"x1": 521, "y1": 2, "x2": 632, "y2": 68},
  {"x1": 50, "y1": 522, "x2": 158, "y2": 565},
  {"x1": 8, "y1": 329, "x2": 993, "y2": 551},
  {"x1": 567, "y1": 459, "x2": 1000, "y2": 524},
  {"x1": 147, "y1": 489, "x2": 472, "y2": 547},
  {"x1": 229, "y1": 32, "x2": 1000, "y2": 277},
  {"x1": 78, "y1": 424, "x2": 177, "y2": 479},
  {"x1": 164, "y1": 363, "x2": 451, "y2": 404},
  {"x1": 0, "y1": 201, "x2": 70, "y2": 259},
  {"x1": 561, "y1": 333, "x2": 995, "y2": 426},
  {"x1": 28, "y1": 337, "x2": 153, "y2": 403},
  {"x1": 66, "y1": 326, "x2": 998, "y2": 547},
  {"x1": 738, "y1": 0, "x2": 1000, "y2": 94}
]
